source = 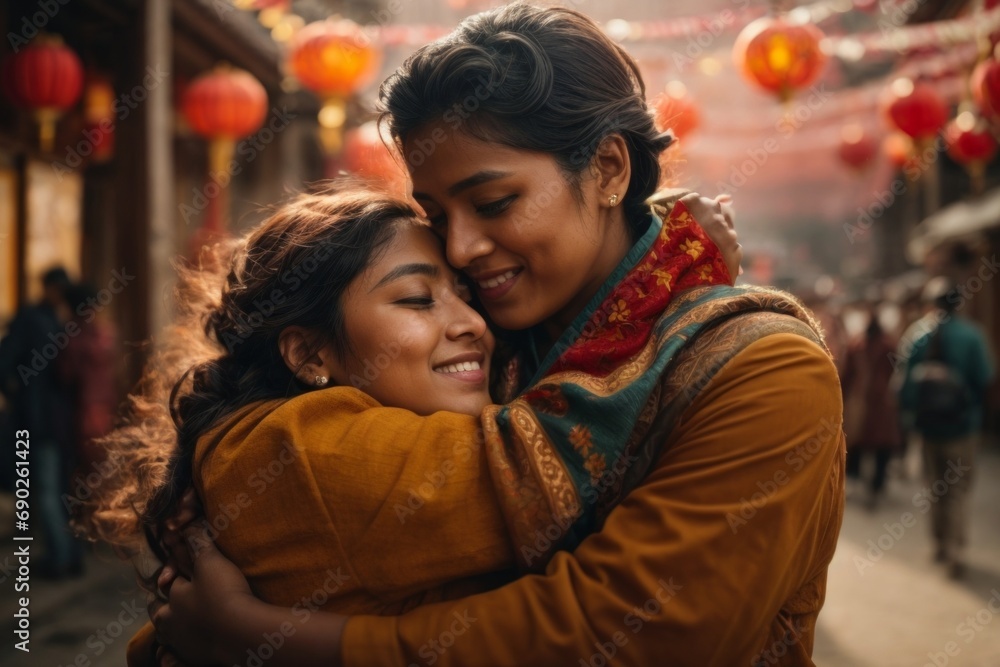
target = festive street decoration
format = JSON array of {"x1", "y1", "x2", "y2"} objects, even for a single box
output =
[
  {"x1": 971, "y1": 57, "x2": 1000, "y2": 119},
  {"x1": 882, "y1": 78, "x2": 948, "y2": 141},
  {"x1": 652, "y1": 81, "x2": 701, "y2": 140},
  {"x1": 838, "y1": 124, "x2": 878, "y2": 171},
  {"x1": 82, "y1": 73, "x2": 116, "y2": 163},
  {"x1": 288, "y1": 19, "x2": 382, "y2": 154},
  {"x1": 733, "y1": 16, "x2": 827, "y2": 103},
  {"x1": 945, "y1": 110, "x2": 998, "y2": 192},
  {"x1": 883, "y1": 132, "x2": 916, "y2": 170},
  {"x1": 1, "y1": 34, "x2": 84, "y2": 152},
  {"x1": 343, "y1": 121, "x2": 408, "y2": 195},
  {"x1": 181, "y1": 65, "x2": 268, "y2": 244}
]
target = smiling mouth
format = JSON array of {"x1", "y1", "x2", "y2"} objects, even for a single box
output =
[
  {"x1": 476, "y1": 269, "x2": 519, "y2": 290},
  {"x1": 433, "y1": 360, "x2": 483, "y2": 374}
]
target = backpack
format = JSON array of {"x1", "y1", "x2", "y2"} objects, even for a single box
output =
[{"x1": 911, "y1": 326, "x2": 971, "y2": 431}]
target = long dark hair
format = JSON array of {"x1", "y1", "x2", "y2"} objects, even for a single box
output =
[
  {"x1": 77, "y1": 186, "x2": 422, "y2": 564},
  {"x1": 378, "y1": 2, "x2": 672, "y2": 238}
]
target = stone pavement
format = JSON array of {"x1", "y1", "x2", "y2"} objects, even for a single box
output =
[
  {"x1": 1, "y1": 442, "x2": 998, "y2": 667},
  {"x1": 814, "y1": 439, "x2": 1000, "y2": 667}
]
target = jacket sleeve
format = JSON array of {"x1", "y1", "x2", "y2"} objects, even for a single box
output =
[
  {"x1": 197, "y1": 389, "x2": 516, "y2": 607},
  {"x1": 340, "y1": 333, "x2": 846, "y2": 666}
]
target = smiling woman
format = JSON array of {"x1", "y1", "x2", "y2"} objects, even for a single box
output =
[{"x1": 99, "y1": 4, "x2": 843, "y2": 666}]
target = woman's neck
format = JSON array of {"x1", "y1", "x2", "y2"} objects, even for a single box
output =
[{"x1": 541, "y1": 210, "x2": 639, "y2": 343}]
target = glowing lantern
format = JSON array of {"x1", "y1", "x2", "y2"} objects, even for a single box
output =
[
  {"x1": 882, "y1": 78, "x2": 948, "y2": 142},
  {"x1": 181, "y1": 65, "x2": 268, "y2": 247},
  {"x1": 837, "y1": 124, "x2": 877, "y2": 172},
  {"x1": 288, "y1": 19, "x2": 382, "y2": 154},
  {"x1": 971, "y1": 58, "x2": 1000, "y2": 119},
  {"x1": 946, "y1": 110, "x2": 997, "y2": 192},
  {"x1": 883, "y1": 132, "x2": 915, "y2": 170},
  {"x1": 82, "y1": 73, "x2": 115, "y2": 163},
  {"x1": 652, "y1": 81, "x2": 700, "y2": 141},
  {"x1": 343, "y1": 121, "x2": 409, "y2": 196},
  {"x1": 733, "y1": 17, "x2": 827, "y2": 103},
  {"x1": 1, "y1": 34, "x2": 84, "y2": 152}
]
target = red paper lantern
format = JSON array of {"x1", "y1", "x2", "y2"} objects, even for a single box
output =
[
  {"x1": 182, "y1": 65, "x2": 268, "y2": 141},
  {"x1": 1, "y1": 34, "x2": 84, "y2": 151},
  {"x1": 652, "y1": 81, "x2": 700, "y2": 141},
  {"x1": 946, "y1": 113, "x2": 997, "y2": 164},
  {"x1": 946, "y1": 111, "x2": 996, "y2": 193},
  {"x1": 971, "y1": 59, "x2": 1000, "y2": 119},
  {"x1": 882, "y1": 78, "x2": 948, "y2": 141},
  {"x1": 288, "y1": 19, "x2": 381, "y2": 98},
  {"x1": 181, "y1": 66, "x2": 268, "y2": 246},
  {"x1": 343, "y1": 121, "x2": 408, "y2": 194},
  {"x1": 837, "y1": 124, "x2": 878, "y2": 171},
  {"x1": 733, "y1": 17, "x2": 827, "y2": 103}
]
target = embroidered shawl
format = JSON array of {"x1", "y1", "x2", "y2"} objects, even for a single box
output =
[{"x1": 482, "y1": 200, "x2": 826, "y2": 569}]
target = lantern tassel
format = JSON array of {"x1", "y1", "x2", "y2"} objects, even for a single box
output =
[
  {"x1": 35, "y1": 108, "x2": 60, "y2": 154},
  {"x1": 206, "y1": 137, "x2": 236, "y2": 234}
]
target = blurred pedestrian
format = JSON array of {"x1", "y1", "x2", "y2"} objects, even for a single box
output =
[
  {"x1": 900, "y1": 278, "x2": 995, "y2": 579},
  {"x1": 842, "y1": 304, "x2": 901, "y2": 510},
  {"x1": 59, "y1": 282, "x2": 120, "y2": 472},
  {"x1": 0, "y1": 266, "x2": 82, "y2": 578}
]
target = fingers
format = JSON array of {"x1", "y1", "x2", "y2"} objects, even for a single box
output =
[
  {"x1": 156, "y1": 647, "x2": 186, "y2": 667},
  {"x1": 165, "y1": 489, "x2": 201, "y2": 532},
  {"x1": 182, "y1": 522, "x2": 219, "y2": 564},
  {"x1": 157, "y1": 564, "x2": 178, "y2": 596}
]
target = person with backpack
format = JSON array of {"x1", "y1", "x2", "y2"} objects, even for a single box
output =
[{"x1": 899, "y1": 278, "x2": 995, "y2": 579}]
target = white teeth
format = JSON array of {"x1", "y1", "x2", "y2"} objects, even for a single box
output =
[
  {"x1": 477, "y1": 270, "x2": 517, "y2": 290},
  {"x1": 435, "y1": 360, "x2": 482, "y2": 374}
]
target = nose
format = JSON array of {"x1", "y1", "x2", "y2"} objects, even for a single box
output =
[
  {"x1": 445, "y1": 214, "x2": 494, "y2": 270},
  {"x1": 444, "y1": 294, "x2": 489, "y2": 343}
]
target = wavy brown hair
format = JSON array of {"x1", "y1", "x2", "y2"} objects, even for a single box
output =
[{"x1": 74, "y1": 186, "x2": 423, "y2": 562}]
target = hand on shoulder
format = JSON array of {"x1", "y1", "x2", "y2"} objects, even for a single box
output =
[{"x1": 679, "y1": 192, "x2": 742, "y2": 284}]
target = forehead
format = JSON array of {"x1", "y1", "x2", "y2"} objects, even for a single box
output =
[
  {"x1": 404, "y1": 124, "x2": 556, "y2": 192},
  {"x1": 364, "y1": 224, "x2": 448, "y2": 276}
]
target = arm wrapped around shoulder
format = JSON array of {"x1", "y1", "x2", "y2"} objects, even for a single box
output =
[{"x1": 341, "y1": 330, "x2": 846, "y2": 667}]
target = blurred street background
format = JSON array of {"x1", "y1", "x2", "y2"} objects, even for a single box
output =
[{"x1": 1, "y1": 0, "x2": 999, "y2": 665}]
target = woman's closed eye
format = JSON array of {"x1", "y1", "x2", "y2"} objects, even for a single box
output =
[
  {"x1": 395, "y1": 295, "x2": 435, "y2": 308},
  {"x1": 475, "y1": 195, "x2": 517, "y2": 217}
]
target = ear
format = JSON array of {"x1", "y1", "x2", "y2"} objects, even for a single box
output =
[
  {"x1": 278, "y1": 326, "x2": 343, "y2": 388},
  {"x1": 591, "y1": 133, "x2": 631, "y2": 208}
]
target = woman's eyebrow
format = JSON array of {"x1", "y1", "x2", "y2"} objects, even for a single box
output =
[
  {"x1": 412, "y1": 170, "x2": 512, "y2": 201},
  {"x1": 369, "y1": 263, "x2": 439, "y2": 292}
]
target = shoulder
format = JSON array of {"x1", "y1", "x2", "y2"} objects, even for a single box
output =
[
  {"x1": 656, "y1": 304, "x2": 838, "y2": 437},
  {"x1": 197, "y1": 388, "x2": 380, "y2": 459}
]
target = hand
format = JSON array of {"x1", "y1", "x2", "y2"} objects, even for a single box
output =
[
  {"x1": 155, "y1": 646, "x2": 192, "y2": 667},
  {"x1": 149, "y1": 524, "x2": 254, "y2": 665},
  {"x1": 680, "y1": 192, "x2": 743, "y2": 285},
  {"x1": 161, "y1": 488, "x2": 202, "y2": 579}
]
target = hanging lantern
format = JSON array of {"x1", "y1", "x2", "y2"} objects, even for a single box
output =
[
  {"x1": 883, "y1": 132, "x2": 915, "y2": 170},
  {"x1": 971, "y1": 58, "x2": 1000, "y2": 119},
  {"x1": 343, "y1": 121, "x2": 409, "y2": 195},
  {"x1": 82, "y1": 73, "x2": 116, "y2": 163},
  {"x1": 181, "y1": 65, "x2": 268, "y2": 247},
  {"x1": 288, "y1": 19, "x2": 382, "y2": 154},
  {"x1": 1, "y1": 34, "x2": 84, "y2": 152},
  {"x1": 733, "y1": 17, "x2": 827, "y2": 103},
  {"x1": 652, "y1": 81, "x2": 700, "y2": 141},
  {"x1": 882, "y1": 78, "x2": 948, "y2": 142},
  {"x1": 945, "y1": 110, "x2": 997, "y2": 193},
  {"x1": 182, "y1": 65, "x2": 268, "y2": 141},
  {"x1": 837, "y1": 124, "x2": 878, "y2": 172}
]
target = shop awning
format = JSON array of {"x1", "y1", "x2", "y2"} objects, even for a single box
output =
[{"x1": 907, "y1": 188, "x2": 1000, "y2": 263}]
